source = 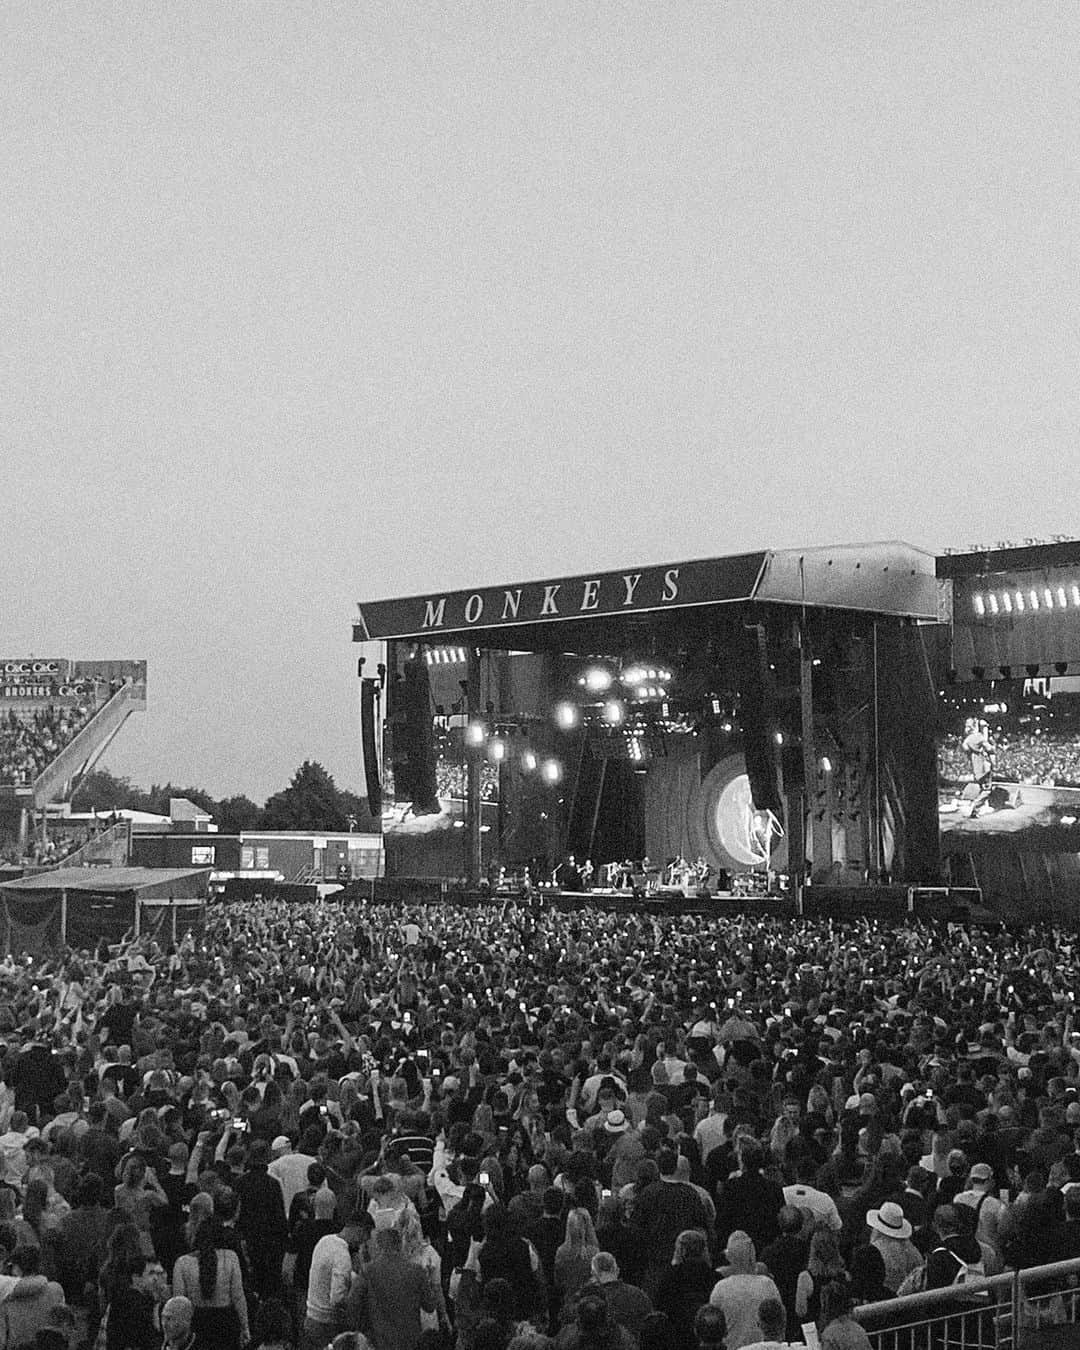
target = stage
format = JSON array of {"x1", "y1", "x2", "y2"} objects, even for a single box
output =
[
  {"x1": 368, "y1": 877, "x2": 986, "y2": 922},
  {"x1": 355, "y1": 543, "x2": 946, "y2": 904}
]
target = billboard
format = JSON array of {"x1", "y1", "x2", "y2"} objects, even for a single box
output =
[
  {"x1": 938, "y1": 677, "x2": 1080, "y2": 839},
  {"x1": 0, "y1": 659, "x2": 146, "y2": 706}
]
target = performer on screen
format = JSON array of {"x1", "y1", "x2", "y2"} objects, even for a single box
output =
[{"x1": 962, "y1": 717, "x2": 995, "y2": 818}]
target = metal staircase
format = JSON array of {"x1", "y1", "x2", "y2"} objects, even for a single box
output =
[
  {"x1": 30, "y1": 678, "x2": 147, "y2": 806},
  {"x1": 56, "y1": 819, "x2": 132, "y2": 869}
]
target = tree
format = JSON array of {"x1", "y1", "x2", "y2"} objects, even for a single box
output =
[
  {"x1": 216, "y1": 794, "x2": 263, "y2": 833},
  {"x1": 70, "y1": 769, "x2": 153, "y2": 814},
  {"x1": 261, "y1": 761, "x2": 351, "y2": 831}
]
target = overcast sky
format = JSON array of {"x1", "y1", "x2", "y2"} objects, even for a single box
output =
[{"x1": 4, "y1": 2, "x2": 1080, "y2": 801}]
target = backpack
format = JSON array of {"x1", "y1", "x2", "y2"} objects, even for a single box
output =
[{"x1": 934, "y1": 1244, "x2": 985, "y2": 1285}]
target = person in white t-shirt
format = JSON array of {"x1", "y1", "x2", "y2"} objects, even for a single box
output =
[
  {"x1": 695, "y1": 1087, "x2": 729, "y2": 1163},
  {"x1": 710, "y1": 1232, "x2": 783, "y2": 1350},
  {"x1": 783, "y1": 1159, "x2": 842, "y2": 1232}
]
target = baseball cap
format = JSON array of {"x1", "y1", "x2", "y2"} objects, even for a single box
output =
[
  {"x1": 271, "y1": 1136, "x2": 291, "y2": 1155},
  {"x1": 969, "y1": 1163, "x2": 993, "y2": 1182}
]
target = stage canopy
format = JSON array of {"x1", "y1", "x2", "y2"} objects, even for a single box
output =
[
  {"x1": 354, "y1": 541, "x2": 942, "y2": 644},
  {"x1": 0, "y1": 866, "x2": 210, "y2": 953}
]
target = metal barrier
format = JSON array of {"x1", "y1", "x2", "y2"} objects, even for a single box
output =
[{"x1": 855, "y1": 1259, "x2": 1080, "y2": 1350}]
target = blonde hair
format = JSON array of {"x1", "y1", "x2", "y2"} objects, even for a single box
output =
[
  {"x1": 561, "y1": 1207, "x2": 599, "y2": 1256},
  {"x1": 395, "y1": 1208, "x2": 425, "y2": 1260}
]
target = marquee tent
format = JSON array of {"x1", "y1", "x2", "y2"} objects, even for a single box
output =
[{"x1": 0, "y1": 867, "x2": 209, "y2": 954}]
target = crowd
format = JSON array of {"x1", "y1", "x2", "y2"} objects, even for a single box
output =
[
  {"x1": 432, "y1": 762, "x2": 500, "y2": 805},
  {"x1": 940, "y1": 730, "x2": 1080, "y2": 789},
  {"x1": 0, "y1": 899, "x2": 1077, "y2": 1350},
  {"x1": 0, "y1": 705, "x2": 96, "y2": 788},
  {"x1": 1, "y1": 836, "x2": 76, "y2": 869}
]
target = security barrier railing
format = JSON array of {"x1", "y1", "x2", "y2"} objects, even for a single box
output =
[{"x1": 855, "y1": 1258, "x2": 1080, "y2": 1350}]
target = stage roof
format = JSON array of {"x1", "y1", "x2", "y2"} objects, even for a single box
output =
[
  {"x1": 0, "y1": 867, "x2": 210, "y2": 899},
  {"x1": 937, "y1": 540, "x2": 1080, "y2": 578},
  {"x1": 354, "y1": 542, "x2": 942, "y2": 643}
]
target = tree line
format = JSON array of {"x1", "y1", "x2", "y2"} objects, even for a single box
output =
[{"x1": 70, "y1": 761, "x2": 373, "y2": 833}]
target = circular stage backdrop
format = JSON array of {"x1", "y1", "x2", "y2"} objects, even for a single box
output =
[{"x1": 684, "y1": 753, "x2": 787, "y2": 875}]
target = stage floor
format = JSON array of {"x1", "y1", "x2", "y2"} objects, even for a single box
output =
[{"x1": 369, "y1": 877, "x2": 988, "y2": 922}]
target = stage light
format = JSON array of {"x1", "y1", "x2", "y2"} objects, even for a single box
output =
[
  {"x1": 1072, "y1": 585, "x2": 1080, "y2": 608},
  {"x1": 973, "y1": 595, "x2": 985, "y2": 617},
  {"x1": 541, "y1": 758, "x2": 562, "y2": 784},
  {"x1": 1001, "y1": 592, "x2": 1012, "y2": 613},
  {"x1": 1014, "y1": 591, "x2": 1025, "y2": 612},
  {"x1": 602, "y1": 700, "x2": 625, "y2": 725},
  {"x1": 583, "y1": 666, "x2": 614, "y2": 693},
  {"x1": 1045, "y1": 588, "x2": 1055, "y2": 609},
  {"x1": 721, "y1": 722, "x2": 733, "y2": 733},
  {"x1": 554, "y1": 702, "x2": 579, "y2": 730},
  {"x1": 521, "y1": 750, "x2": 537, "y2": 772},
  {"x1": 1062, "y1": 815, "x2": 1077, "y2": 826},
  {"x1": 453, "y1": 820, "x2": 465, "y2": 829},
  {"x1": 622, "y1": 666, "x2": 646, "y2": 686},
  {"x1": 988, "y1": 594, "x2": 999, "y2": 615},
  {"x1": 488, "y1": 739, "x2": 506, "y2": 762},
  {"x1": 629, "y1": 737, "x2": 644, "y2": 761},
  {"x1": 465, "y1": 721, "x2": 486, "y2": 746},
  {"x1": 774, "y1": 732, "x2": 784, "y2": 745},
  {"x1": 1030, "y1": 590, "x2": 1040, "y2": 610},
  {"x1": 1059, "y1": 587, "x2": 1069, "y2": 609},
  {"x1": 820, "y1": 757, "x2": 832, "y2": 773}
]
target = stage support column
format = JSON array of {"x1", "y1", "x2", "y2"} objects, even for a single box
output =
[
  {"x1": 803, "y1": 632, "x2": 831, "y2": 882},
  {"x1": 465, "y1": 647, "x2": 483, "y2": 887},
  {"x1": 870, "y1": 621, "x2": 883, "y2": 879},
  {"x1": 784, "y1": 620, "x2": 807, "y2": 888}
]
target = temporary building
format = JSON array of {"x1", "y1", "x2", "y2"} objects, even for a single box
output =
[{"x1": 0, "y1": 866, "x2": 210, "y2": 954}]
